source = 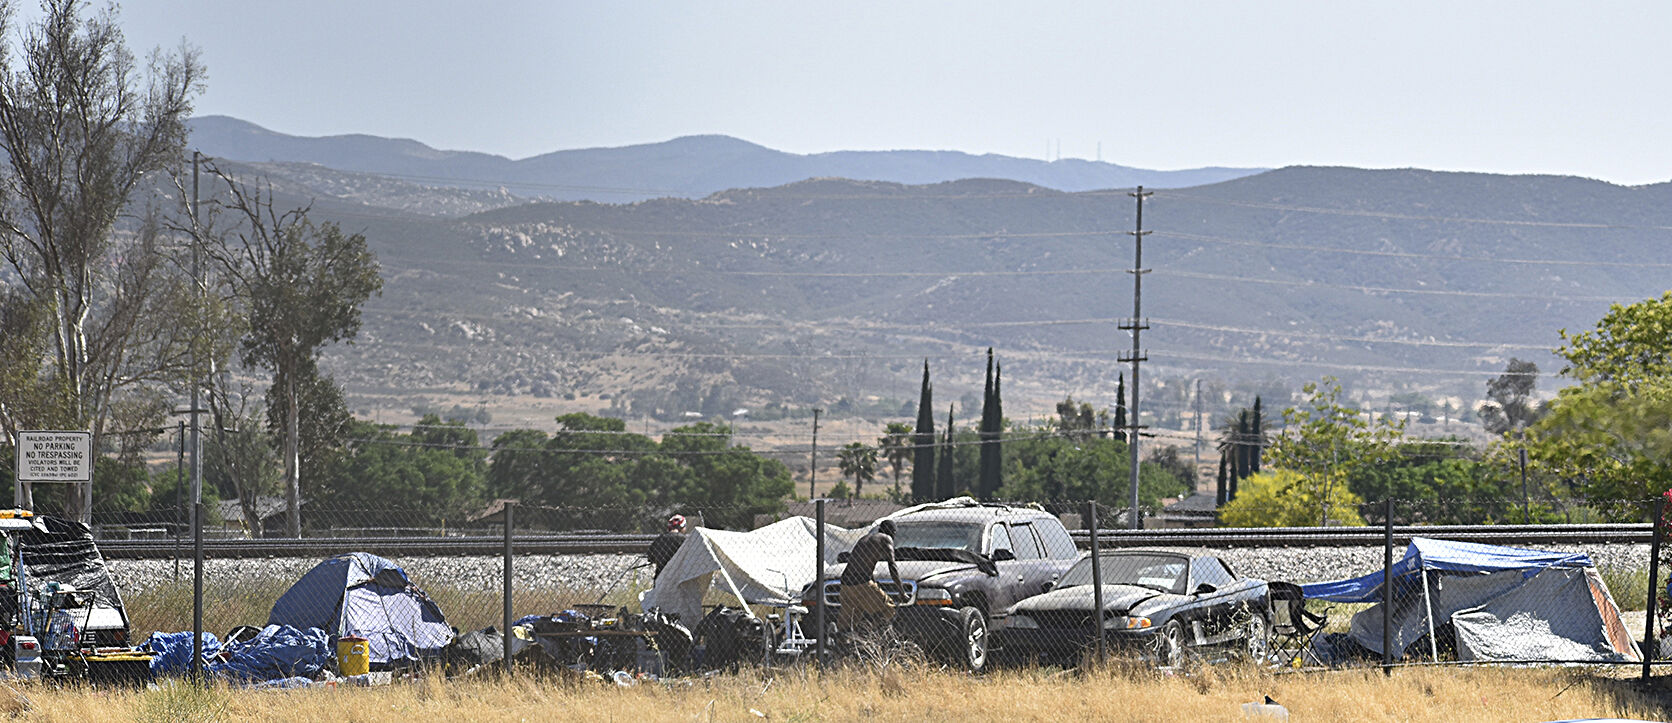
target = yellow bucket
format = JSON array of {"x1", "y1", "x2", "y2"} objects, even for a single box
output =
[{"x1": 337, "y1": 636, "x2": 370, "y2": 677}]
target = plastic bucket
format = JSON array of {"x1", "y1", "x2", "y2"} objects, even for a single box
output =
[{"x1": 337, "y1": 636, "x2": 370, "y2": 676}]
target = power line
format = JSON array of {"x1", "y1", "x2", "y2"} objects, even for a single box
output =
[
  {"x1": 1151, "y1": 348, "x2": 1547, "y2": 377},
  {"x1": 358, "y1": 306, "x2": 1556, "y2": 351},
  {"x1": 373, "y1": 254, "x2": 1648, "y2": 303},
  {"x1": 1153, "y1": 230, "x2": 1672, "y2": 269},
  {"x1": 337, "y1": 325, "x2": 1558, "y2": 378},
  {"x1": 1150, "y1": 191, "x2": 1672, "y2": 232},
  {"x1": 1152, "y1": 268, "x2": 1629, "y2": 302}
]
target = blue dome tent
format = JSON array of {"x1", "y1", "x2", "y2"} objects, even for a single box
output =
[{"x1": 267, "y1": 552, "x2": 453, "y2": 667}]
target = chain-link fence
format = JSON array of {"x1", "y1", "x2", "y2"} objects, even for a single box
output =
[{"x1": 11, "y1": 496, "x2": 1671, "y2": 684}]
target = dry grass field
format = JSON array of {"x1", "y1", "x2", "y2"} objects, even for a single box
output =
[{"x1": 1, "y1": 662, "x2": 1667, "y2": 722}]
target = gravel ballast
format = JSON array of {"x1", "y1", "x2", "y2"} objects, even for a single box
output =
[{"x1": 104, "y1": 543, "x2": 1654, "y2": 598}]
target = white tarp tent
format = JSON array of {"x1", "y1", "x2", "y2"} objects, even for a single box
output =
[{"x1": 647, "y1": 516, "x2": 865, "y2": 625}]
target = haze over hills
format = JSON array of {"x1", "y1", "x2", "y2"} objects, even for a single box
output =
[
  {"x1": 185, "y1": 116, "x2": 1266, "y2": 203},
  {"x1": 184, "y1": 120, "x2": 1672, "y2": 434}
]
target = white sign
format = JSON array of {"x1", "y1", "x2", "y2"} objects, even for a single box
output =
[{"x1": 16, "y1": 431, "x2": 92, "y2": 482}]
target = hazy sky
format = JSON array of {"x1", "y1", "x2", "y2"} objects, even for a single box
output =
[{"x1": 101, "y1": 1, "x2": 1672, "y2": 184}]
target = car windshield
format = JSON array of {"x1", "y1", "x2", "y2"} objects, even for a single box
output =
[
  {"x1": 891, "y1": 520, "x2": 983, "y2": 552},
  {"x1": 1058, "y1": 554, "x2": 1187, "y2": 593}
]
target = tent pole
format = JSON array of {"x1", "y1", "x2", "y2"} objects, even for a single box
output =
[
  {"x1": 1422, "y1": 569, "x2": 1438, "y2": 662},
  {"x1": 711, "y1": 542, "x2": 757, "y2": 620},
  {"x1": 1645, "y1": 496, "x2": 1664, "y2": 681}
]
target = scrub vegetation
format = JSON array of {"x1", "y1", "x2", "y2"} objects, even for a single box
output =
[{"x1": 4, "y1": 663, "x2": 1669, "y2": 722}]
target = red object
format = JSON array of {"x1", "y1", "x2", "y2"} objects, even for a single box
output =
[
  {"x1": 18, "y1": 640, "x2": 35, "y2": 651},
  {"x1": 667, "y1": 514, "x2": 687, "y2": 532},
  {"x1": 0, "y1": 630, "x2": 9, "y2": 646}
]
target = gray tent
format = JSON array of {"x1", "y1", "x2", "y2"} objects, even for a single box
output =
[{"x1": 1303, "y1": 537, "x2": 1639, "y2": 663}]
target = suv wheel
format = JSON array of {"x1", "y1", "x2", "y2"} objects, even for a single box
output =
[{"x1": 954, "y1": 606, "x2": 988, "y2": 672}]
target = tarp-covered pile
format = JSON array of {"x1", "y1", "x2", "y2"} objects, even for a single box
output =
[{"x1": 1301, "y1": 537, "x2": 1640, "y2": 662}]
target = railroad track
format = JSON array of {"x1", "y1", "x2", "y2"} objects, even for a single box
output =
[{"x1": 94, "y1": 523, "x2": 1655, "y2": 559}]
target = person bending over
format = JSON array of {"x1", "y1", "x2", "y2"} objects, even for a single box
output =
[{"x1": 838, "y1": 518, "x2": 901, "y2": 636}]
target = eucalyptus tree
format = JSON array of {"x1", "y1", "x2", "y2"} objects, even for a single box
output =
[
  {"x1": 200, "y1": 168, "x2": 381, "y2": 536},
  {"x1": 0, "y1": 0, "x2": 203, "y2": 519}
]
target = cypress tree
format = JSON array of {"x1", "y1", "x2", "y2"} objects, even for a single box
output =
[
  {"x1": 912, "y1": 361, "x2": 936, "y2": 501},
  {"x1": 991, "y1": 362, "x2": 1004, "y2": 493},
  {"x1": 978, "y1": 349, "x2": 1000, "y2": 499},
  {"x1": 976, "y1": 349, "x2": 996, "y2": 495},
  {"x1": 1251, "y1": 396, "x2": 1264, "y2": 475},
  {"x1": 1215, "y1": 452, "x2": 1229, "y2": 507},
  {"x1": 936, "y1": 404, "x2": 956, "y2": 499},
  {"x1": 1235, "y1": 409, "x2": 1252, "y2": 481},
  {"x1": 1113, "y1": 373, "x2": 1127, "y2": 443},
  {"x1": 1228, "y1": 443, "x2": 1241, "y2": 501}
]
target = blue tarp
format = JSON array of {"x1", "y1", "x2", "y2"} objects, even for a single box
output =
[
  {"x1": 209, "y1": 625, "x2": 332, "y2": 682},
  {"x1": 142, "y1": 631, "x2": 221, "y2": 676},
  {"x1": 1300, "y1": 537, "x2": 1595, "y2": 603},
  {"x1": 143, "y1": 625, "x2": 330, "y2": 681},
  {"x1": 267, "y1": 552, "x2": 453, "y2": 665}
]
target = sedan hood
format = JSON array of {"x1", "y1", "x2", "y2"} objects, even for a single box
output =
[{"x1": 1010, "y1": 584, "x2": 1169, "y2": 614}]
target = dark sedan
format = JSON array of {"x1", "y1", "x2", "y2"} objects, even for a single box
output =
[{"x1": 1000, "y1": 550, "x2": 1270, "y2": 666}]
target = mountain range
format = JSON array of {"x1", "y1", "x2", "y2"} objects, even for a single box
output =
[
  {"x1": 183, "y1": 118, "x2": 1672, "y2": 433},
  {"x1": 185, "y1": 116, "x2": 1265, "y2": 202}
]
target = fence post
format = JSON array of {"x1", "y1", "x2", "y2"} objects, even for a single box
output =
[
  {"x1": 174, "y1": 420, "x2": 184, "y2": 582},
  {"x1": 815, "y1": 498, "x2": 826, "y2": 669},
  {"x1": 1644, "y1": 497, "x2": 1663, "y2": 681},
  {"x1": 1089, "y1": 501, "x2": 1105, "y2": 665},
  {"x1": 1382, "y1": 497, "x2": 1393, "y2": 677},
  {"x1": 503, "y1": 501, "x2": 515, "y2": 676},
  {"x1": 192, "y1": 499, "x2": 204, "y2": 683}
]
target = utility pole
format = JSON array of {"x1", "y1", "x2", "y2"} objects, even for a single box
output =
[
  {"x1": 809, "y1": 408, "x2": 823, "y2": 499},
  {"x1": 1118, "y1": 186, "x2": 1152, "y2": 530},
  {"x1": 189, "y1": 150, "x2": 206, "y2": 682},
  {"x1": 189, "y1": 152, "x2": 203, "y2": 521}
]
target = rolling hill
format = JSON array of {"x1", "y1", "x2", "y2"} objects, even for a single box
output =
[{"x1": 201, "y1": 150, "x2": 1671, "y2": 433}]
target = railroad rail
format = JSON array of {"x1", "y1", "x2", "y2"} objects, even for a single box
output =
[{"x1": 93, "y1": 523, "x2": 1655, "y2": 559}]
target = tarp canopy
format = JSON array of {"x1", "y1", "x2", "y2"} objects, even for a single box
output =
[
  {"x1": 648, "y1": 516, "x2": 865, "y2": 625},
  {"x1": 20, "y1": 515, "x2": 128, "y2": 633},
  {"x1": 1300, "y1": 537, "x2": 1636, "y2": 662},
  {"x1": 267, "y1": 552, "x2": 453, "y2": 666},
  {"x1": 1300, "y1": 537, "x2": 1593, "y2": 603}
]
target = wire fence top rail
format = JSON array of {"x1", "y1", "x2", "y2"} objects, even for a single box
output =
[{"x1": 93, "y1": 522, "x2": 1657, "y2": 559}]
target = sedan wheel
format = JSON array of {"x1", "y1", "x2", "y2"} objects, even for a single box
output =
[
  {"x1": 1148, "y1": 620, "x2": 1185, "y2": 668},
  {"x1": 1243, "y1": 614, "x2": 1270, "y2": 664}
]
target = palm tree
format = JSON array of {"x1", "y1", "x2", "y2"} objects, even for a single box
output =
[
  {"x1": 836, "y1": 442, "x2": 879, "y2": 499},
  {"x1": 879, "y1": 422, "x2": 913, "y2": 497}
]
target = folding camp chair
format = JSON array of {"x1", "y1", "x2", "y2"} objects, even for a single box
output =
[{"x1": 1267, "y1": 581, "x2": 1329, "y2": 668}]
